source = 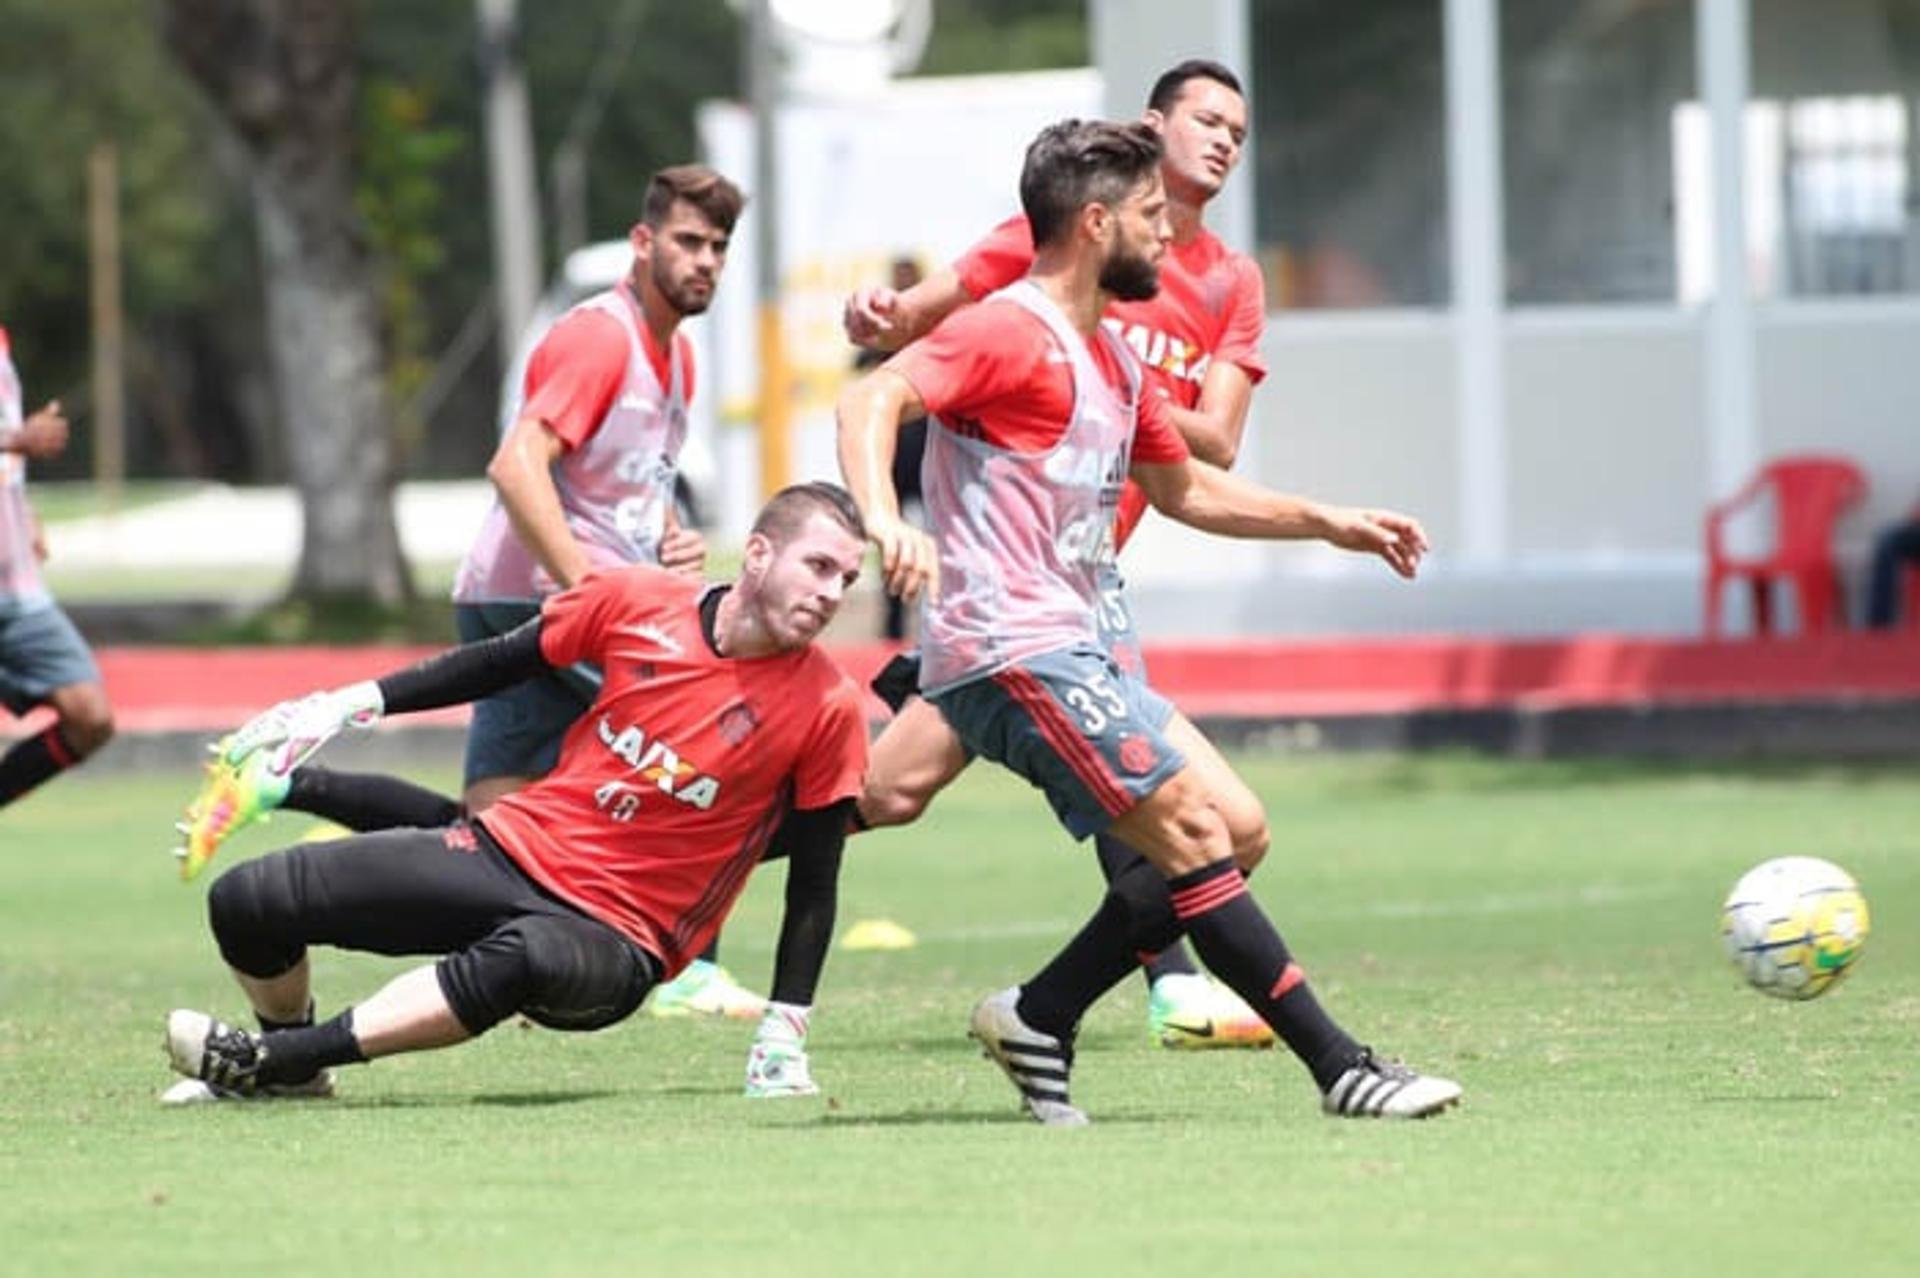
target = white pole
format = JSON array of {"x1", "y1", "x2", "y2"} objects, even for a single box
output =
[
  {"x1": 478, "y1": 0, "x2": 545, "y2": 363},
  {"x1": 1699, "y1": 0, "x2": 1758, "y2": 500},
  {"x1": 1445, "y1": 0, "x2": 1506, "y2": 564}
]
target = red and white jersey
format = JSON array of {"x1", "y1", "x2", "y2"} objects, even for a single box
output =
[
  {"x1": 0, "y1": 326, "x2": 47, "y2": 610},
  {"x1": 953, "y1": 214, "x2": 1268, "y2": 546},
  {"x1": 895, "y1": 280, "x2": 1152, "y2": 694},
  {"x1": 479, "y1": 566, "x2": 868, "y2": 975},
  {"x1": 454, "y1": 285, "x2": 692, "y2": 604}
]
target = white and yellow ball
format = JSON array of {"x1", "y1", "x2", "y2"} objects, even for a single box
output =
[{"x1": 1720, "y1": 856, "x2": 1869, "y2": 1000}]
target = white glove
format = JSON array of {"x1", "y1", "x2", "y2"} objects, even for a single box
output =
[
  {"x1": 222, "y1": 681, "x2": 384, "y2": 776},
  {"x1": 744, "y1": 1002, "x2": 819, "y2": 1098}
]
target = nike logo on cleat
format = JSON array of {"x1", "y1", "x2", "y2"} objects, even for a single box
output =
[{"x1": 1161, "y1": 1018, "x2": 1215, "y2": 1038}]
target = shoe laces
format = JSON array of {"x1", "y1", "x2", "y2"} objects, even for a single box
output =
[{"x1": 1351, "y1": 1047, "x2": 1414, "y2": 1082}]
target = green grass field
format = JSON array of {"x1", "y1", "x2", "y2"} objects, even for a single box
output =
[{"x1": 3, "y1": 754, "x2": 1917, "y2": 1277}]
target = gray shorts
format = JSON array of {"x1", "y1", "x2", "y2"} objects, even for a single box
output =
[
  {"x1": 454, "y1": 602, "x2": 600, "y2": 787},
  {"x1": 931, "y1": 644, "x2": 1185, "y2": 840},
  {"x1": 0, "y1": 604, "x2": 102, "y2": 715},
  {"x1": 1093, "y1": 568, "x2": 1145, "y2": 677}
]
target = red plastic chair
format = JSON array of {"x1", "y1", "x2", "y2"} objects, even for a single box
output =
[{"x1": 1704, "y1": 455, "x2": 1867, "y2": 636}]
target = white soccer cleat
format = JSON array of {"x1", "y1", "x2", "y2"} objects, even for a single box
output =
[
  {"x1": 1321, "y1": 1049, "x2": 1462, "y2": 1119},
  {"x1": 162, "y1": 1008, "x2": 334, "y2": 1102},
  {"x1": 967, "y1": 987, "x2": 1087, "y2": 1127}
]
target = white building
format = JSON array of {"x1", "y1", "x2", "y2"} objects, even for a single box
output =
[{"x1": 1097, "y1": 0, "x2": 1920, "y2": 637}]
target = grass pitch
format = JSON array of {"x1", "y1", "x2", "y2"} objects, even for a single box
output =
[{"x1": 2, "y1": 753, "x2": 1917, "y2": 1277}]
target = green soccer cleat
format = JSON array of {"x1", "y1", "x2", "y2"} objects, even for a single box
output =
[
  {"x1": 646, "y1": 959, "x2": 767, "y2": 1020},
  {"x1": 173, "y1": 737, "x2": 291, "y2": 882},
  {"x1": 1147, "y1": 973, "x2": 1277, "y2": 1050}
]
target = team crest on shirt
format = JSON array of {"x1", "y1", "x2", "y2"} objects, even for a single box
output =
[
  {"x1": 716, "y1": 701, "x2": 760, "y2": 746},
  {"x1": 594, "y1": 713, "x2": 720, "y2": 811},
  {"x1": 1116, "y1": 733, "x2": 1157, "y2": 776}
]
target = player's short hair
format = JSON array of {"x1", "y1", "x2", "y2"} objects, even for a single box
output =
[
  {"x1": 1145, "y1": 59, "x2": 1244, "y2": 115},
  {"x1": 642, "y1": 165, "x2": 747, "y2": 232},
  {"x1": 752, "y1": 482, "x2": 867, "y2": 547},
  {"x1": 1020, "y1": 119, "x2": 1165, "y2": 247}
]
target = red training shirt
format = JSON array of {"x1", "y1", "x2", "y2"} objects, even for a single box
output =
[
  {"x1": 520, "y1": 287, "x2": 696, "y2": 451},
  {"x1": 479, "y1": 566, "x2": 867, "y2": 975},
  {"x1": 952, "y1": 214, "x2": 1266, "y2": 544},
  {"x1": 887, "y1": 299, "x2": 1189, "y2": 467}
]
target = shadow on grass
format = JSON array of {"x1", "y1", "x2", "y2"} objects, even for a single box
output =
[
  {"x1": 337, "y1": 1089, "x2": 619, "y2": 1110},
  {"x1": 802, "y1": 1107, "x2": 1161, "y2": 1129}
]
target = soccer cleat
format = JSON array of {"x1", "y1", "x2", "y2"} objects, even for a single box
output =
[
  {"x1": 159, "y1": 1073, "x2": 336, "y2": 1105},
  {"x1": 1321, "y1": 1049, "x2": 1462, "y2": 1119},
  {"x1": 161, "y1": 1009, "x2": 336, "y2": 1102},
  {"x1": 174, "y1": 737, "x2": 291, "y2": 882},
  {"x1": 1147, "y1": 973, "x2": 1278, "y2": 1050},
  {"x1": 164, "y1": 1009, "x2": 267, "y2": 1095},
  {"x1": 967, "y1": 987, "x2": 1087, "y2": 1127},
  {"x1": 645, "y1": 959, "x2": 767, "y2": 1020},
  {"x1": 867, "y1": 651, "x2": 922, "y2": 714}
]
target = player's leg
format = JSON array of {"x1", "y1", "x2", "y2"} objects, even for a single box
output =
[
  {"x1": 1089, "y1": 571, "x2": 1268, "y2": 1045},
  {"x1": 859, "y1": 695, "x2": 973, "y2": 829},
  {"x1": 172, "y1": 600, "x2": 557, "y2": 874},
  {"x1": 167, "y1": 823, "x2": 653, "y2": 1097},
  {"x1": 945, "y1": 655, "x2": 1458, "y2": 1120},
  {"x1": 0, "y1": 606, "x2": 112, "y2": 808}
]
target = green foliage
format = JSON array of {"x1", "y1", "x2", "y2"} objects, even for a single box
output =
[
  {"x1": 0, "y1": 0, "x2": 224, "y2": 403},
  {"x1": 2, "y1": 754, "x2": 1917, "y2": 1276},
  {"x1": 356, "y1": 77, "x2": 465, "y2": 462},
  {"x1": 916, "y1": 0, "x2": 1087, "y2": 76}
]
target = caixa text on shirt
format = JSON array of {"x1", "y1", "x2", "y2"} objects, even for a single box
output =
[{"x1": 593, "y1": 713, "x2": 720, "y2": 814}]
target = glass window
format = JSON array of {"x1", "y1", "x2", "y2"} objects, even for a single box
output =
[
  {"x1": 1742, "y1": 0, "x2": 1920, "y2": 298},
  {"x1": 1250, "y1": 0, "x2": 1450, "y2": 308},
  {"x1": 1501, "y1": 0, "x2": 1698, "y2": 305}
]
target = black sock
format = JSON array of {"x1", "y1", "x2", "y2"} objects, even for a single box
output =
[
  {"x1": 258, "y1": 1001, "x2": 315, "y2": 1033},
  {"x1": 1016, "y1": 889, "x2": 1140, "y2": 1040},
  {"x1": 697, "y1": 939, "x2": 720, "y2": 964},
  {"x1": 258, "y1": 1009, "x2": 367, "y2": 1085},
  {"x1": 1169, "y1": 860, "x2": 1361, "y2": 1089},
  {"x1": 0, "y1": 726, "x2": 78, "y2": 808},
  {"x1": 1093, "y1": 833, "x2": 1198, "y2": 987},
  {"x1": 286, "y1": 766, "x2": 462, "y2": 831}
]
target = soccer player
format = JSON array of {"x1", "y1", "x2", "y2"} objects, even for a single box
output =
[
  {"x1": 0, "y1": 325, "x2": 114, "y2": 810},
  {"x1": 178, "y1": 165, "x2": 766, "y2": 1019},
  {"x1": 837, "y1": 118, "x2": 1462, "y2": 1125},
  {"x1": 161, "y1": 483, "x2": 869, "y2": 1104},
  {"x1": 843, "y1": 60, "x2": 1273, "y2": 1049}
]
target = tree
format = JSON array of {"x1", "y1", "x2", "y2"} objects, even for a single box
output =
[{"x1": 162, "y1": 0, "x2": 409, "y2": 605}]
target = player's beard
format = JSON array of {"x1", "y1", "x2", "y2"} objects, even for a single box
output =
[
  {"x1": 1099, "y1": 243, "x2": 1160, "y2": 302},
  {"x1": 655, "y1": 260, "x2": 716, "y2": 317}
]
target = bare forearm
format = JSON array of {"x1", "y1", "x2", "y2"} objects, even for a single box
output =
[
  {"x1": 1149, "y1": 460, "x2": 1331, "y2": 540},
  {"x1": 489, "y1": 445, "x2": 590, "y2": 588}
]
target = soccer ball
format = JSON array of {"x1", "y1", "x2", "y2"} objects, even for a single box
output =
[{"x1": 1720, "y1": 856, "x2": 1870, "y2": 1000}]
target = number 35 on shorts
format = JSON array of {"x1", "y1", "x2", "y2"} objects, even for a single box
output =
[{"x1": 1063, "y1": 670, "x2": 1129, "y2": 733}]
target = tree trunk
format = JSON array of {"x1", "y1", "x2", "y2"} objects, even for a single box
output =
[{"x1": 162, "y1": 0, "x2": 410, "y2": 604}]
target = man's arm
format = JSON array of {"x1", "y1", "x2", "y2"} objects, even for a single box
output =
[
  {"x1": 1131, "y1": 457, "x2": 1429, "y2": 580},
  {"x1": 842, "y1": 266, "x2": 973, "y2": 353},
  {"x1": 836, "y1": 367, "x2": 939, "y2": 601},
  {"x1": 487, "y1": 415, "x2": 594, "y2": 589},
  {"x1": 0, "y1": 401, "x2": 68, "y2": 459},
  {"x1": 220, "y1": 620, "x2": 556, "y2": 772},
  {"x1": 761, "y1": 799, "x2": 854, "y2": 1006},
  {"x1": 1163, "y1": 360, "x2": 1256, "y2": 468},
  {"x1": 742, "y1": 798, "x2": 855, "y2": 1098}
]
